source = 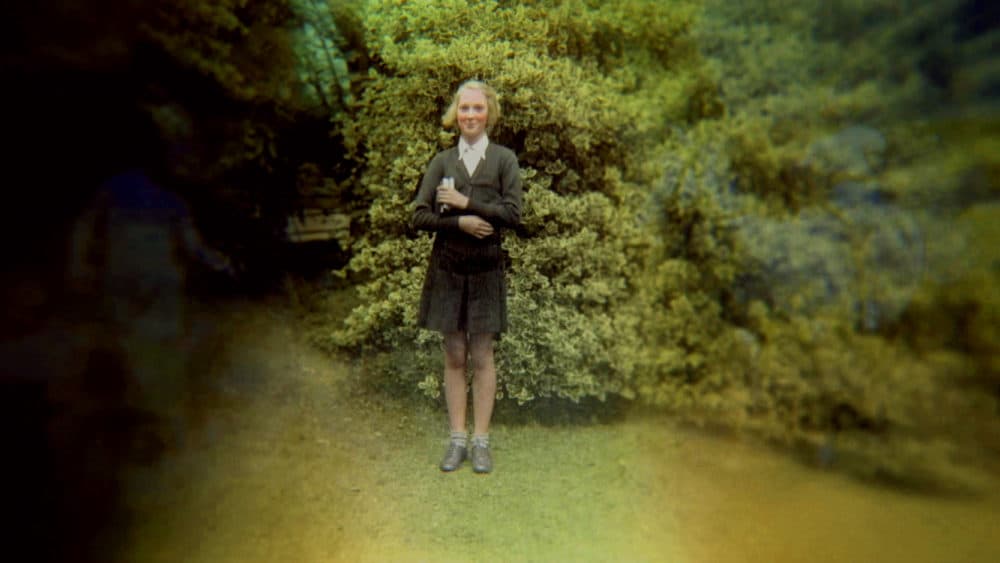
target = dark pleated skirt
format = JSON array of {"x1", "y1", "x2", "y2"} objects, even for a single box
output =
[{"x1": 417, "y1": 238, "x2": 507, "y2": 334}]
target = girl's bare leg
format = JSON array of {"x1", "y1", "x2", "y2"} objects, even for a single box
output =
[
  {"x1": 442, "y1": 331, "x2": 469, "y2": 433},
  {"x1": 468, "y1": 333, "x2": 497, "y2": 436}
]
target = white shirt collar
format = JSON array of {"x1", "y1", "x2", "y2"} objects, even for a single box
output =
[{"x1": 459, "y1": 134, "x2": 489, "y2": 159}]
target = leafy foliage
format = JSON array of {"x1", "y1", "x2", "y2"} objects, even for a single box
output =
[
  {"x1": 328, "y1": 0, "x2": 703, "y2": 402},
  {"x1": 631, "y1": 0, "x2": 1000, "y2": 470},
  {"x1": 308, "y1": 0, "x2": 1000, "y2": 484},
  {"x1": 141, "y1": 0, "x2": 299, "y2": 102}
]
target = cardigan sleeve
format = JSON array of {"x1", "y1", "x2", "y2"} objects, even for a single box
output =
[
  {"x1": 411, "y1": 152, "x2": 461, "y2": 232},
  {"x1": 464, "y1": 149, "x2": 522, "y2": 228}
]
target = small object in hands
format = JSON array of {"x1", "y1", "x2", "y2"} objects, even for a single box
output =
[{"x1": 440, "y1": 176, "x2": 454, "y2": 213}]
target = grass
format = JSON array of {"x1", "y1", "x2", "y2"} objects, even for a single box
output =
[{"x1": 108, "y1": 296, "x2": 1000, "y2": 563}]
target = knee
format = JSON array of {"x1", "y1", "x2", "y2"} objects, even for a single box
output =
[
  {"x1": 442, "y1": 333, "x2": 467, "y2": 371},
  {"x1": 468, "y1": 347, "x2": 494, "y2": 373},
  {"x1": 444, "y1": 352, "x2": 466, "y2": 371},
  {"x1": 443, "y1": 344, "x2": 467, "y2": 371}
]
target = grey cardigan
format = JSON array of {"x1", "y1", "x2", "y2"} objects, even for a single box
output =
[
  {"x1": 412, "y1": 143, "x2": 523, "y2": 333},
  {"x1": 411, "y1": 143, "x2": 522, "y2": 239}
]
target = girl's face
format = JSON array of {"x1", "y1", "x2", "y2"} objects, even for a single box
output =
[{"x1": 457, "y1": 88, "x2": 488, "y2": 141}]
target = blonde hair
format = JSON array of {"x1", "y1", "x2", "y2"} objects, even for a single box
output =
[{"x1": 441, "y1": 80, "x2": 501, "y2": 132}]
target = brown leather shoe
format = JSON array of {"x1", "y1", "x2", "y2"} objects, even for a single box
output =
[
  {"x1": 471, "y1": 444, "x2": 492, "y2": 474},
  {"x1": 439, "y1": 443, "x2": 467, "y2": 472}
]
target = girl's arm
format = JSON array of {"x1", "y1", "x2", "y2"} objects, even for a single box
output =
[{"x1": 463, "y1": 150, "x2": 522, "y2": 228}]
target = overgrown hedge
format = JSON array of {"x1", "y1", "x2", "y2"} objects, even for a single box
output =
[
  {"x1": 312, "y1": 0, "x2": 998, "y2": 484},
  {"x1": 113, "y1": 0, "x2": 1000, "y2": 488},
  {"x1": 329, "y1": 0, "x2": 705, "y2": 403}
]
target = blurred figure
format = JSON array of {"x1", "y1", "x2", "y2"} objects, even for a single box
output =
[{"x1": 61, "y1": 166, "x2": 235, "y2": 452}]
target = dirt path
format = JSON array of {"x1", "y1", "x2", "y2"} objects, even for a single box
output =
[{"x1": 114, "y1": 298, "x2": 1000, "y2": 562}]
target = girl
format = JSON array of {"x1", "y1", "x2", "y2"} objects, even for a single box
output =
[{"x1": 411, "y1": 80, "x2": 522, "y2": 473}]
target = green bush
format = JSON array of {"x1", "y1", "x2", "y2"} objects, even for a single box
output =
[
  {"x1": 313, "y1": 0, "x2": 1000, "y2": 486},
  {"x1": 328, "y1": 0, "x2": 703, "y2": 402},
  {"x1": 632, "y1": 1, "x2": 1000, "y2": 481}
]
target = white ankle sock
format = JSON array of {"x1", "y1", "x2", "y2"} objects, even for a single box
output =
[
  {"x1": 471, "y1": 434, "x2": 489, "y2": 448},
  {"x1": 450, "y1": 431, "x2": 468, "y2": 447}
]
